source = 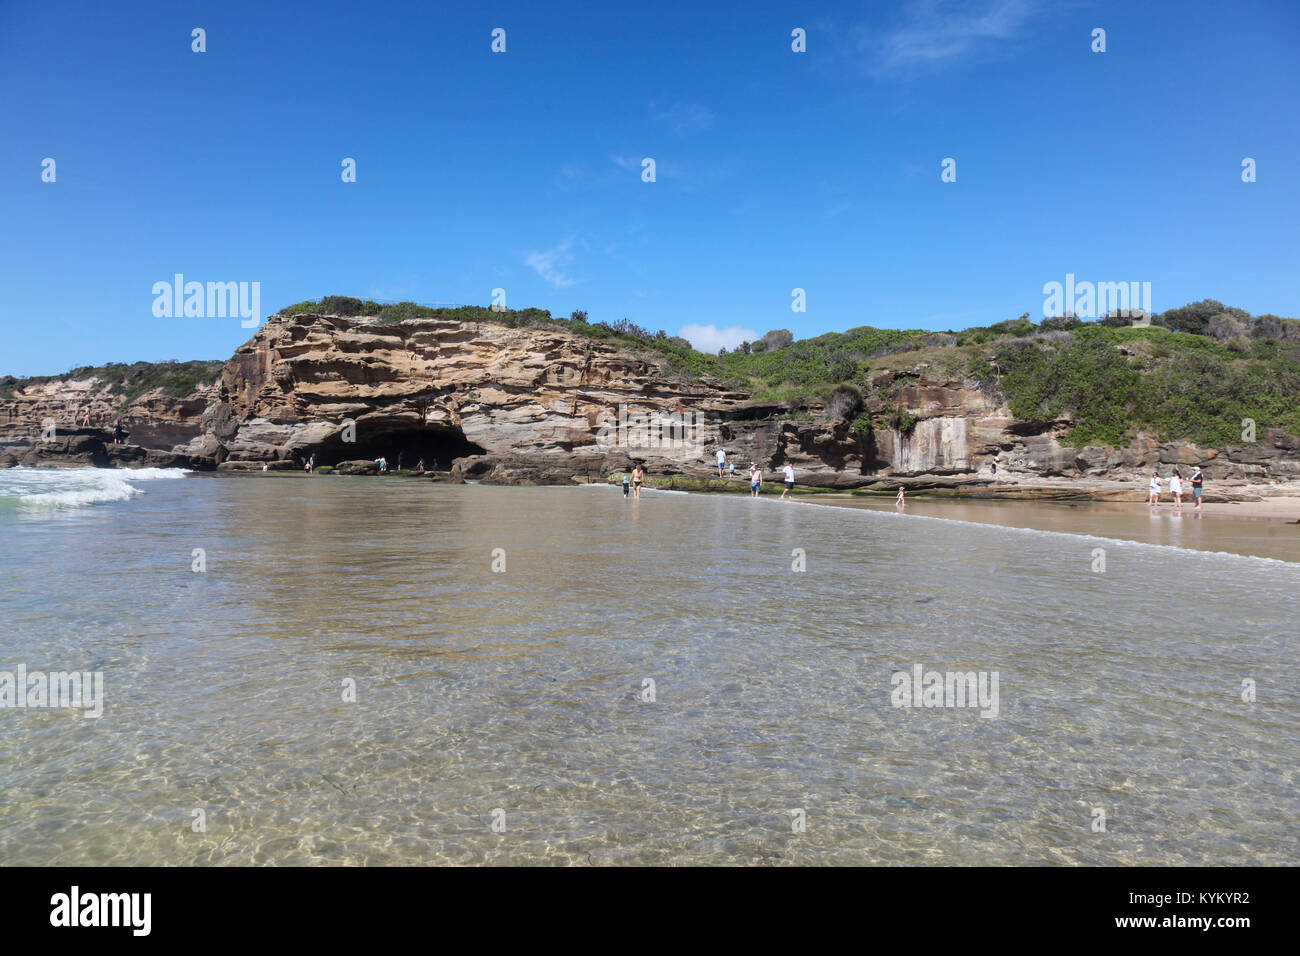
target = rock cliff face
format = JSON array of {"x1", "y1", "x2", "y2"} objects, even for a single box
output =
[
  {"x1": 6, "y1": 312, "x2": 1298, "y2": 489},
  {"x1": 0, "y1": 371, "x2": 215, "y2": 468},
  {"x1": 181, "y1": 312, "x2": 1300, "y2": 488},
  {"x1": 188, "y1": 312, "x2": 804, "y2": 478}
]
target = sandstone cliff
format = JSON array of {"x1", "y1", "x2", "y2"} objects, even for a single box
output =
[
  {"x1": 181, "y1": 312, "x2": 1300, "y2": 491},
  {"x1": 0, "y1": 363, "x2": 218, "y2": 468},
  {"x1": 5, "y1": 312, "x2": 1298, "y2": 494}
]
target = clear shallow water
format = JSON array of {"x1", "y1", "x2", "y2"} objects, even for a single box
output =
[{"x1": 0, "y1": 471, "x2": 1296, "y2": 865}]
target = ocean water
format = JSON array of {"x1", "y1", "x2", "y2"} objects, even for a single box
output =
[{"x1": 0, "y1": 469, "x2": 1296, "y2": 865}]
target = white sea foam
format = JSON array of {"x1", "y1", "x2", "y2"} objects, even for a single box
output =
[{"x1": 0, "y1": 466, "x2": 190, "y2": 510}]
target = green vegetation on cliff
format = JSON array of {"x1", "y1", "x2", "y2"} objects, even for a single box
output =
[
  {"x1": 0, "y1": 360, "x2": 224, "y2": 408},
  {"x1": 277, "y1": 295, "x2": 1300, "y2": 448}
]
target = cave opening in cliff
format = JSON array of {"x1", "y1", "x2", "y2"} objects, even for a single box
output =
[{"x1": 313, "y1": 425, "x2": 485, "y2": 470}]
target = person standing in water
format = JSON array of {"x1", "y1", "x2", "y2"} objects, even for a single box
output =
[
  {"x1": 716, "y1": 448, "x2": 726, "y2": 479},
  {"x1": 1191, "y1": 465, "x2": 1204, "y2": 510},
  {"x1": 631, "y1": 464, "x2": 644, "y2": 498},
  {"x1": 622, "y1": 472, "x2": 630, "y2": 498},
  {"x1": 1148, "y1": 470, "x2": 1162, "y2": 506},
  {"x1": 749, "y1": 463, "x2": 762, "y2": 497},
  {"x1": 781, "y1": 462, "x2": 795, "y2": 500},
  {"x1": 896, "y1": 486, "x2": 906, "y2": 507}
]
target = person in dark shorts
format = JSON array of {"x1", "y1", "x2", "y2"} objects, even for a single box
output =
[
  {"x1": 112, "y1": 422, "x2": 124, "y2": 444},
  {"x1": 631, "y1": 464, "x2": 644, "y2": 498},
  {"x1": 1191, "y1": 466, "x2": 1204, "y2": 510},
  {"x1": 781, "y1": 462, "x2": 795, "y2": 500},
  {"x1": 622, "y1": 473, "x2": 630, "y2": 498}
]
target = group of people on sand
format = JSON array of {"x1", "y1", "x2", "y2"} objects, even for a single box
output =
[
  {"x1": 716, "y1": 449, "x2": 796, "y2": 499},
  {"x1": 622, "y1": 449, "x2": 800, "y2": 502},
  {"x1": 1148, "y1": 465, "x2": 1204, "y2": 510}
]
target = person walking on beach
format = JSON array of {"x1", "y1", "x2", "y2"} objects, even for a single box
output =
[
  {"x1": 716, "y1": 448, "x2": 726, "y2": 479},
  {"x1": 1148, "y1": 470, "x2": 1162, "y2": 505},
  {"x1": 622, "y1": 472, "x2": 630, "y2": 498},
  {"x1": 1191, "y1": 466, "x2": 1204, "y2": 511},
  {"x1": 749, "y1": 463, "x2": 762, "y2": 497},
  {"x1": 896, "y1": 486, "x2": 906, "y2": 507},
  {"x1": 631, "y1": 464, "x2": 644, "y2": 499},
  {"x1": 781, "y1": 462, "x2": 795, "y2": 500},
  {"x1": 728, "y1": 462, "x2": 735, "y2": 480},
  {"x1": 1169, "y1": 469, "x2": 1183, "y2": 509}
]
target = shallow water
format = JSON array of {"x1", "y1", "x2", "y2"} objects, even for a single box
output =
[{"x1": 0, "y1": 472, "x2": 1296, "y2": 865}]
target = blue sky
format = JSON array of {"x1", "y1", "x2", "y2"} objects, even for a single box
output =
[{"x1": 2, "y1": 0, "x2": 1297, "y2": 375}]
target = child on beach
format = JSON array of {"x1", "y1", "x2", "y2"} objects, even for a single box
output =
[
  {"x1": 622, "y1": 473, "x2": 630, "y2": 498},
  {"x1": 896, "y1": 486, "x2": 906, "y2": 506}
]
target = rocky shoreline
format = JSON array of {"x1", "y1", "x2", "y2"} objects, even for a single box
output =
[{"x1": 5, "y1": 310, "x2": 1299, "y2": 502}]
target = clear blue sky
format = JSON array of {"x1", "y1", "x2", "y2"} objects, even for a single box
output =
[{"x1": 2, "y1": 0, "x2": 1297, "y2": 375}]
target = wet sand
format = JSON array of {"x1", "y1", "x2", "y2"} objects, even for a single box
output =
[{"x1": 804, "y1": 494, "x2": 1300, "y2": 563}]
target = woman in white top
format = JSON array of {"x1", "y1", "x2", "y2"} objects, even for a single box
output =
[
  {"x1": 1169, "y1": 471, "x2": 1183, "y2": 508},
  {"x1": 1148, "y1": 472, "x2": 1161, "y2": 505}
]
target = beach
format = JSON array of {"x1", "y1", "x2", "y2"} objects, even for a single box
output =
[{"x1": 803, "y1": 493, "x2": 1300, "y2": 563}]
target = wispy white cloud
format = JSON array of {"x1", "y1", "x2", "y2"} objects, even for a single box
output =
[
  {"x1": 525, "y1": 240, "x2": 578, "y2": 288},
  {"x1": 649, "y1": 100, "x2": 715, "y2": 137},
  {"x1": 679, "y1": 323, "x2": 759, "y2": 353},
  {"x1": 843, "y1": 0, "x2": 1037, "y2": 77}
]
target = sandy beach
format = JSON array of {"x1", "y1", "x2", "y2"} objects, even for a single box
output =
[{"x1": 804, "y1": 493, "x2": 1300, "y2": 563}]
